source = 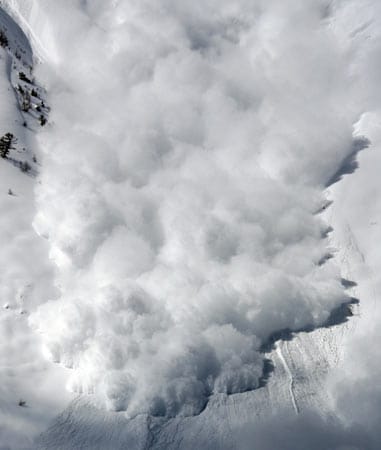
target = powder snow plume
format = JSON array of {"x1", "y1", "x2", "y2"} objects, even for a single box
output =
[{"x1": 26, "y1": 0, "x2": 363, "y2": 417}]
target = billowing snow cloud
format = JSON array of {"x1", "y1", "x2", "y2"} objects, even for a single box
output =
[{"x1": 27, "y1": 0, "x2": 363, "y2": 417}]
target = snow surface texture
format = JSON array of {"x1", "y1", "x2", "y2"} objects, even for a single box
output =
[
  {"x1": 326, "y1": 112, "x2": 381, "y2": 450},
  {"x1": 0, "y1": 7, "x2": 74, "y2": 448},
  {"x1": 1, "y1": 0, "x2": 374, "y2": 420},
  {"x1": 35, "y1": 105, "x2": 381, "y2": 449},
  {"x1": 1, "y1": 0, "x2": 381, "y2": 447}
]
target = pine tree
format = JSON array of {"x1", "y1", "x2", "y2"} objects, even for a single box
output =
[
  {"x1": 39, "y1": 115, "x2": 47, "y2": 126},
  {"x1": 0, "y1": 133, "x2": 16, "y2": 158},
  {"x1": 19, "y1": 72, "x2": 32, "y2": 84},
  {"x1": 0, "y1": 30, "x2": 8, "y2": 48}
]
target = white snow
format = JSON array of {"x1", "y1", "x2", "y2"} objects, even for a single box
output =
[
  {"x1": 0, "y1": 8, "x2": 74, "y2": 448},
  {"x1": 0, "y1": 0, "x2": 380, "y2": 449},
  {"x1": 9, "y1": 0, "x2": 362, "y2": 418}
]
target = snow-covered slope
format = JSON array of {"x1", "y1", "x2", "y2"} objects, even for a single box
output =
[
  {"x1": 35, "y1": 320, "x2": 359, "y2": 450},
  {"x1": 1, "y1": 1, "x2": 381, "y2": 449},
  {"x1": 0, "y1": 8, "x2": 74, "y2": 449},
  {"x1": 0, "y1": 0, "x2": 51, "y2": 62},
  {"x1": 34, "y1": 126, "x2": 376, "y2": 450}
]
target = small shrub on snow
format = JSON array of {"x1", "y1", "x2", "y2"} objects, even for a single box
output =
[{"x1": 20, "y1": 161, "x2": 31, "y2": 173}]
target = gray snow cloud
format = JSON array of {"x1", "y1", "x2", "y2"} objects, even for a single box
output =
[{"x1": 26, "y1": 0, "x2": 367, "y2": 418}]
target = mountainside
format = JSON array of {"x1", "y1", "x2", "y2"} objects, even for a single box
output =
[
  {"x1": 0, "y1": 7, "x2": 74, "y2": 448},
  {"x1": 0, "y1": 1, "x2": 381, "y2": 449}
]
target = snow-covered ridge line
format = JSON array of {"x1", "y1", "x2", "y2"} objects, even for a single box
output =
[{"x1": 0, "y1": 0, "x2": 55, "y2": 63}]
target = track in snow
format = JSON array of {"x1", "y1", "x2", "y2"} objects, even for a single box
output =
[{"x1": 275, "y1": 342, "x2": 299, "y2": 414}]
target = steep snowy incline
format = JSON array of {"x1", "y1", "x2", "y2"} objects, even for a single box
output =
[
  {"x1": 1, "y1": 0, "x2": 380, "y2": 449},
  {"x1": 34, "y1": 123, "x2": 372, "y2": 450},
  {"x1": 0, "y1": 8, "x2": 74, "y2": 449},
  {"x1": 35, "y1": 300, "x2": 361, "y2": 450},
  {"x1": 324, "y1": 113, "x2": 381, "y2": 448},
  {"x1": 6, "y1": 0, "x2": 363, "y2": 420},
  {"x1": 0, "y1": 0, "x2": 51, "y2": 62}
]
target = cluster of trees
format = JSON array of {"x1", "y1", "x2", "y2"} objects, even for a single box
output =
[
  {"x1": 18, "y1": 85, "x2": 31, "y2": 112},
  {"x1": 0, "y1": 132, "x2": 31, "y2": 173},
  {"x1": 17, "y1": 76, "x2": 47, "y2": 126},
  {"x1": 0, "y1": 30, "x2": 44, "y2": 180},
  {"x1": 1, "y1": 32, "x2": 48, "y2": 126},
  {"x1": 0, "y1": 133, "x2": 16, "y2": 158}
]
